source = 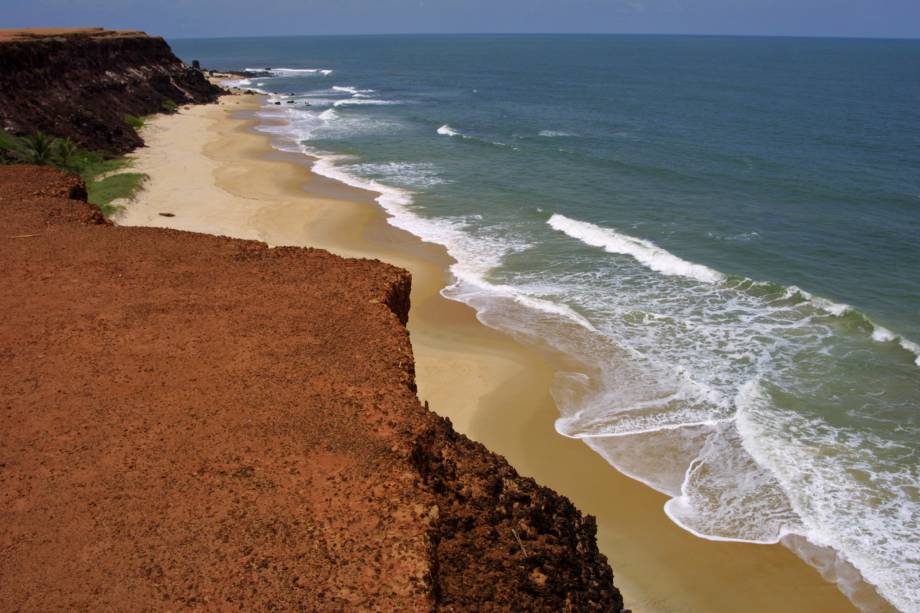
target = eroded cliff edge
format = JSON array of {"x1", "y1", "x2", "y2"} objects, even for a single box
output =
[
  {"x1": 0, "y1": 28, "x2": 222, "y2": 153},
  {"x1": 0, "y1": 165, "x2": 624, "y2": 611}
]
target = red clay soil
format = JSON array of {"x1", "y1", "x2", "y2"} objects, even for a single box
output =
[{"x1": 0, "y1": 165, "x2": 623, "y2": 612}]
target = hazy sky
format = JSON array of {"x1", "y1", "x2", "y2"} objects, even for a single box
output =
[{"x1": 3, "y1": 0, "x2": 919, "y2": 39}]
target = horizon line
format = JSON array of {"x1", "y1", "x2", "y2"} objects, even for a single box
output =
[{"x1": 164, "y1": 30, "x2": 920, "y2": 42}]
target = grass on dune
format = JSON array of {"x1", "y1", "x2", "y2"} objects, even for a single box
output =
[{"x1": 86, "y1": 173, "x2": 148, "y2": 217}]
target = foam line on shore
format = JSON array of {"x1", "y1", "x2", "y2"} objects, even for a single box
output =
[
  {"x1": 239, "y1": 91, "x2": 912, "y2": 612},
  {"x1": 117, "y1": 91, "x2": 887, "y2": 613},
  {"x1": 548, "y1": 214, "x2": 920, "y2": 367}
]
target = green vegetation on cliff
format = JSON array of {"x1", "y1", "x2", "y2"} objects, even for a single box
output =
[
  {"x1": 0, "y1": 130, "x2": 146, "y2": 217},
  {"x1": 123, "y1": 114, "x2": 146, "y2": 129}
]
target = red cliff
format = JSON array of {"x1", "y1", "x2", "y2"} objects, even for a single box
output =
[{"x1": 0, "y1": 165, "x2": 624, "y2": 611}]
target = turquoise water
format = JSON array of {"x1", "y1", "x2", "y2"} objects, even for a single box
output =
[{"x1": 172, "y1": 35, "x2": 920, "y2": 611}]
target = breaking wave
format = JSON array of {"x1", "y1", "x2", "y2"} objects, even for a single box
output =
[
  {"x1": 246, "y1": 79, "x2": 919, "y2": 612},
  {"x1": 548, "y1": 214, "x2": 724, "y2": 283}
]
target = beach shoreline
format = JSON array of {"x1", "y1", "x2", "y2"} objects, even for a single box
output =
[{"x1": 118, "y1": 92, "x2": 866, "y2": 612}]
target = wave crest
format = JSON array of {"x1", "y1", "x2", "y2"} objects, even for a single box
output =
[
  {"x1": 437, "y1": 124, "x2": 460, "y2": 137},
  {"x1": 548, "y1": 214, "x2": 725, "y2": 283}
]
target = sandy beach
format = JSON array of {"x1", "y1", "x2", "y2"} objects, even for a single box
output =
[{"x1": 118, "y1": 93, "x2": 865, "y2": 612}]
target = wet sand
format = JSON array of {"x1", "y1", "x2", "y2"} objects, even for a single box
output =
[{"x1": 119, "y1": 94, "x2": 860, "y2": 612}]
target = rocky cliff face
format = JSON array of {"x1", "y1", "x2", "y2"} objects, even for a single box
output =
[
  {"x1": 0, "y1": 28, "x2": 222, "y2": 153},
  {"x1": 0, "y1": 165, "x2": 624, "y2": 611}
]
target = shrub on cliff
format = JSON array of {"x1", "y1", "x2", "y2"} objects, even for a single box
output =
[
  {"x1": 123, "y1": 114, "x2": 146, "y2": 130},
  {"x1": 0, "y1": 130, "x2": 23, "y2": 164},
  {"x1": 55, "y1": 138, "x2": 79, "y2": 168},
  {"x1": 20, "y1": 132, "x2": 57, "y2": 165},
  {"x1": 1, "y1": 131, "x2": 72, "y2": 167},
  {"x1": 0, "y1": 130, "x2": 147, "y2": 218}
]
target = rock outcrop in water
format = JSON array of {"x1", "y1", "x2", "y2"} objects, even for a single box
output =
[
  {"x1": 0, "y1": 28, "x2": 222, "y2": 153},
  {"x1": 0, "y1": 165, "x2": 624, "y2": 611}
]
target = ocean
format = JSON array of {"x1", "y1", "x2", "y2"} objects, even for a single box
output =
[{"x1": 170, "y1": 34, "x2": 920, "y2": 611}]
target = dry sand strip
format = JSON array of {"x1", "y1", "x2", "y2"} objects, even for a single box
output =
[
  {"x1": 116, "y1": 94, "x2": 862, "y2": 612},
  {"x1": 0, "y1": 164, "x2": 620, "y2": 611}
]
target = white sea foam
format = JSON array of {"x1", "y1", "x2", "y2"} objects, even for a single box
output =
[
  {"x1": 901, "y1": 338, "x2": 920, "y2": 366},
  {"x1": 300, "y1": 152, "x2": 601, "y2": 331},
  {"x1": 298, "y1": 96, "x2": 337, "y2": 108},
  {"x1": 871, "y1": 326, "x2": 920, "y2": 366},
  {"x1": 245, "y1": 67, "x2": 307, "y2": 73},
  {"x1": 802, "y1": 291, "x2": 852, "y2": 316},
  {"x1": 785, "y1": 285, "x2": 920, "y2": 366},
  {"x1": 332, "y1": 85, "x2": 375, "y2": 95},
  {"x1": 663, "y1": 418, "x2": 803, "y2": 544},
  {"x1": 244, "y1": 67, "x2": 333, "y2": 77},
  {"x1": 872, "y1": 325, "x2": 897, "y2": 342},
  {"x1": 220, "y1": 78, "x2": 268, "y2": 94},
  {"x1": 333, "y1": 98, "x2": 400, "y2": 107},
  {"x1": 434, "y1": 124, "x2": 517, "y2": 149},
  {"x1": 341, "y1": 162, "x2": 447, "y2": 189},
  {"x1": 324, "y1": 85, "x2": 380, "y2": 107},
  {"x1": 255, "y1": 97, "x2": 401, "y2": 143},
  {"x1": 318, "y1": 108, "x2": 337, "y2": 121},
  {"x1": 547, "y1": 214, "x2": 725, "y2": 283},
  {"x1": 299, "y1": 155, "x2": 599, "y2": 331},
  {"x1": 533, "y1": 211, "x2": 919, "y2": 610},
  {"x1": 538, "y1": 130, "x2": 578, "y2": 137},
  {"x1": 249, "y1": 94, "x2": 919, "y2": 611},
  {"x1": 707, "y1": 230, "x2": 761, "y2": 242},
  {"x1": 737, "y1": 381, "x2": 920, "y2": 612},
  {"x1": 551, "y1": 298, "x2": 919, "y2": 610},
  {"x1": 783, "y1": 534, "x2": 893, "y2": 612}
]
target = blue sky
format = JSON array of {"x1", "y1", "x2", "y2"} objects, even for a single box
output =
[{"x1": 3, "y1": 0, "x2": 919, "y2": 39}]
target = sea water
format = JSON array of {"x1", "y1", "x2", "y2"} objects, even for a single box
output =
[{"x1": 171, "y1": 34, "x2": 920, "y2": 612}]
